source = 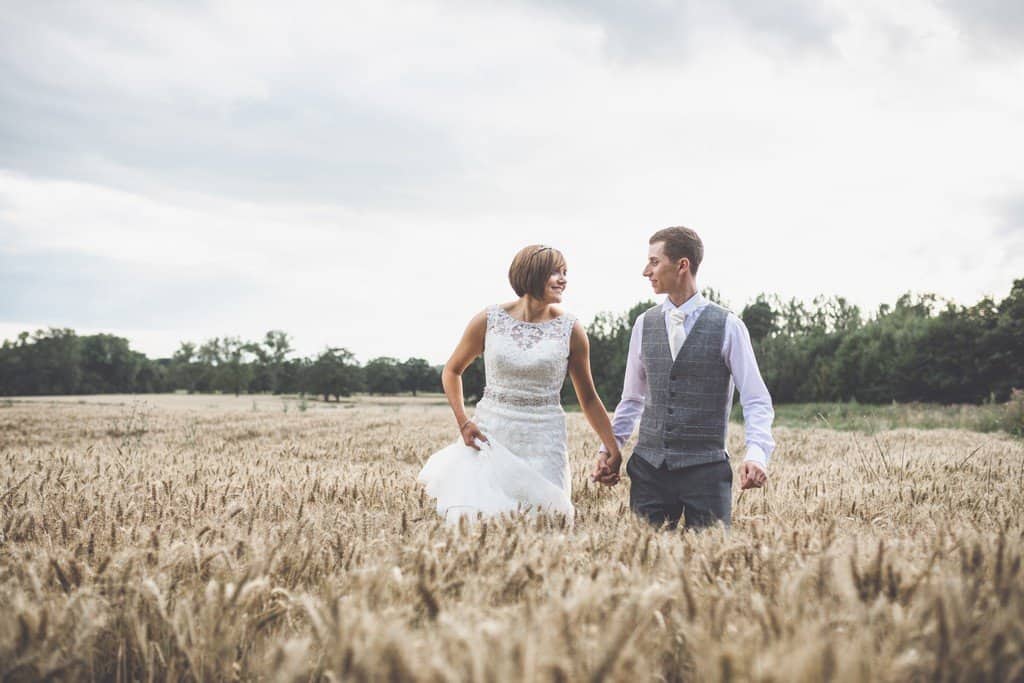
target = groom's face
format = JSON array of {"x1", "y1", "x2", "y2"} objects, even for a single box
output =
[{"x1": 643, "y1": 241, "x2": 684, "y2": 294}]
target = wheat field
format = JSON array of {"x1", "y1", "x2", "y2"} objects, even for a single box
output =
[{"x1": 1, "y1": 395, "x2": 1022, "y2": 682}]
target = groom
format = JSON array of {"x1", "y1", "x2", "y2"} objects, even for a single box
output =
[{"x1": 592, "y1": 227, "x2": 775, "y2": 530}]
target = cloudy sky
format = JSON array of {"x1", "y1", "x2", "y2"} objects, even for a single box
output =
[{"x1": 1, "y1": 0, "x2": 1022, "y2": 364}]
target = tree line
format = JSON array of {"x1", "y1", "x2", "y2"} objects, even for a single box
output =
[
  {"x1": 0, "y1": 330, "x2": 442, "y2": 401},
  {"x1": 574, "y1": 280, "x2": 1023, "y2": 408},
  {"x1": 2, "y1": 279, "x2": 1021, "y2": 406}
]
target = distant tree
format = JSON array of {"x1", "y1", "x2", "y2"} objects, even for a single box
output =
[
  {"x1": 741, "y1": 297, "x2": 777, "y2": 343},
  {"x1": 244, "y1": 341, "x2": 272, "y2": 392},
  {"x1": 778, "y1": 298, "x2": 814, "y2": 337},
  {"x1": 79, "y1": 334, "x2": 141, "y2": 392},
  {"x1": 570, "y1": 300, "x2": 654, "y2": 408},
  {"x1": 365, "y1": 357, "x2": 403, "y2": 394},
  {"x1": 0, "y1": 330, "x2": 161, "y2": 395},
  {"x1": 192, "y1": 337, "x2": 224, "y2": 392},
  {"x1": 30, "y1": 328, "x2": 81, "y2": 395},
  {"x1": 822, "y1": 296, "x2": 862, "y2": 333},
  {"x1": 701, "y1": 287, "x2": 731, "y2": 310},
  {"x1": 135, "y1": 358, "x2": 168, "y2": 393},
  {"x1": 400, "y1": 357, "x2": 439, "y2": 395},
  {"x1": 461, "y1": 356, "x2": 486, "y2": 403},
  {"x1": 308, "y1": 348, "x2": 362, "y2": 400},
  {"x1": 278, "y1": 357, "x2": 309, "y2": 394},
  {"x1": 248, "y1": 330, "x2": 293, "y2": 393},
  {"x1": 217, "y1": 336, "x2": 253, "y2": 396},
  {"x1": 170, "y1": 342, "x2": 204, "y2": 393},
  {"x1": 988, "y1": 279, "x2": 1024, "y2": 400},
  {"x1": 572, "y1": 310, "x2": 624, "y2": 407},
  {"x1": 198, "y1": 337, "x2": 223, "y2": 366},
  {"x1": 0, "y1": 341, "x2": 17, "y2": 395}
]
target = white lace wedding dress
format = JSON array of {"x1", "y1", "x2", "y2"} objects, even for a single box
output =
[{"x1": 418, "y1": 305, "x2": 576, "y2": 523}]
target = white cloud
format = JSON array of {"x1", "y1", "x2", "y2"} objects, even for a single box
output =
[{"x1": 1, "y1": 0, "x2": 1022, "y2": 363}]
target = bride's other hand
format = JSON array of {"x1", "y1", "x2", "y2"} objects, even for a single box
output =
[{"x1": 460, "y1": 420, "x2": 488, "y2": 450}]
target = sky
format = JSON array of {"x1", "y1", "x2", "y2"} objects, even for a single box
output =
[{"x1": 1, "y1": 0, "x2": 1022, "y2": 364}]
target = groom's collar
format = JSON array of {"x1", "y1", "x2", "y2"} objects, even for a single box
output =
[{"x1": 661, "y1": 291, "x2": 706, "y2": 316}]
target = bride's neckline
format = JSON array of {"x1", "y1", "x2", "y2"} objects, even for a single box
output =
[{"x1": 496, "y1": 304, "x2": 565, "y2": 326}]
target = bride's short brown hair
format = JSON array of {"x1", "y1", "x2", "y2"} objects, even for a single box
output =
[{"x1": 508, "y1": 245, "x2": 567, "y2": 298}]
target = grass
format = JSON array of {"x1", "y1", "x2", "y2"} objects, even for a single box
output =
[
  {"x1": 734, "y1": 399, "x2": 1024, "y2": 435},
  {"x1": 0, "y1": 397, "x2": 1022, "y2": 681}
]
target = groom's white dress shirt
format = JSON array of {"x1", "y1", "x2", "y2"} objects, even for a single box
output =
[{"x1": 604, "y1": 292, "x2": 775, "y2": 472}]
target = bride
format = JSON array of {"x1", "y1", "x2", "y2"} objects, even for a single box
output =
[{"x1": 418, "y1": 245, "x2": 623, "y2": 522}]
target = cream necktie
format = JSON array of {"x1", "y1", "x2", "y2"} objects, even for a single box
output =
[{"x1": 669, "y1": 309, "x2": 688, "y2": 359}]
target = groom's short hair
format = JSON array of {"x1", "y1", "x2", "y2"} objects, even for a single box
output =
[
  {"x1": 509, "y1": 245, "x2": 567, "y2": 299},
  {"x1": 650, "y1": 227, "x2": 703, "y2": 275}
]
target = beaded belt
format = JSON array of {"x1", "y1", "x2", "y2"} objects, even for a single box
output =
[{"x1": 482, "y1": 386, "x2": 560, "y2": 407}]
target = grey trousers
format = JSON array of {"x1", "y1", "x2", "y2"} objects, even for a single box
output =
[{"x1": 626, "y1": 454, "x2": 733, "y2": 530}]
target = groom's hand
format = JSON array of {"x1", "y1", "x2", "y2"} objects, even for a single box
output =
[{"x1": 739, "y1": 461, "x2": 767, "y2": 489}]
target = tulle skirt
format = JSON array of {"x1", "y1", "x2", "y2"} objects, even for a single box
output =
[{"x1": 417, "y1": 398, "x2": 574, "y2": 524}]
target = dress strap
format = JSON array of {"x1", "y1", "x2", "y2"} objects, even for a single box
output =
[
  {"x1": 560, "y1": 313, "x2": 577, "y2": 349},
  {"x1": 485, "y1": 304, "x2": 500, "y2": 331}
]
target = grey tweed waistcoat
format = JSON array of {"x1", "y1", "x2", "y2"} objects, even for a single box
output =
[{"x1": 634, "y1": 302, "x2": 733, "y2": 470}]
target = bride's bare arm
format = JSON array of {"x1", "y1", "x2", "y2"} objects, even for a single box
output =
[
  {"x1": 442, "y1": 310, "x2": 488, "y2": 449},
  {"x1": 567, "y1": 321, "x2": 622, "y2": 464}
]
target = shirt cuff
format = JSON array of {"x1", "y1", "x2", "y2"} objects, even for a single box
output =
[
  {"x1": 742, "y1": 444, "x2": 768, "y2": 472},
  {"x1": 598, "y1": 436, "x2": 627, "y2": 454}
]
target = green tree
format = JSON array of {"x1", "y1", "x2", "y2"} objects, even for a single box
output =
[
  {"x1": 308, "y1": 348, "x2": 362, "y2": 400},
  {"x1": 741, "y1": 297, "x2": 777, "y2": 343},
  {"x1": 400, "y1": 357, "x2": 439, "y2": 396},
  {"x1": 574, "y1": 300, "x2": 654, "y2": 408},
  {"x1": 701, "y1": 287, "x2": 730, "y2": 309},
  {"x1": 214, "y1": 336, "x2": 253, "y2": 396},
  {"x1": 248, "y1": 330, "x2": 293, "y2": 393},
  {"x1": 29, "y1": 328, "x2": 82, "y2": 395},
  {"x1": 365, "y1": 357, "x2": 403, "y2": 395},
  {"x1": 278, "y1": 357, "x2": 309, "y2": 394},
  {"x1": 79, "y1": 334, "x2": 142, "y2": 392},
  {"x1": 984, "y1": 279, "x2": 1024, "y2": 400},
  {"x1": 461, "y1": 356, "x2": 486, "y2": 403},
  {"x1": 170, "y1": 342, "x2": 204, "y2": 393},
  {"x1": 193, "y1": 337, "x2": 224, "y2": 392}
]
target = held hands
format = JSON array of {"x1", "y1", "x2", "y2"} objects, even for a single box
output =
[
  {"x1": 590, "y1": 449, "x2": 622, "y2": 486},
  {"x1": 459, "y1": 419, "x2": 488, "y2": 450},
  {"x1": 739, "y1": 461, "x2": 767, "y2": 489}
]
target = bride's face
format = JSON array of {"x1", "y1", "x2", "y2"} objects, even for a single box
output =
[{"x1": 543, "y1": 266, "x2": 568, "y2": 304}]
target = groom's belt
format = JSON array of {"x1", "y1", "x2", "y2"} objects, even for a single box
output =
[{"x1": 482, "y1": 386, "x2": 560, "y2": 407}]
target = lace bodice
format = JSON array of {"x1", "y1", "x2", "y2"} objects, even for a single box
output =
[{"x1": 483, "y1": 305, "x2": 576, "y2": 406}]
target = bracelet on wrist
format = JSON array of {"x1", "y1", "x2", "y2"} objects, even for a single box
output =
[{"x1": 458, "y1": 418, "x2": 472, "y2": 431}]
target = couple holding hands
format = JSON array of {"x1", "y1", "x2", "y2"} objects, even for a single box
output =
[{"x1": 418, "y1": 226, "x2": 774, "y2": 530}]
